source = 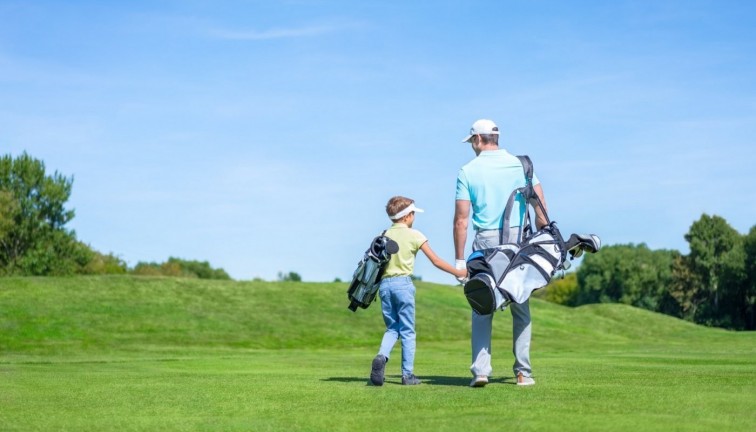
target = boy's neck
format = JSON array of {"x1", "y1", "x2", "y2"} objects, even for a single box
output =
[{"x1": 391, "y1": 213, "x2": 414, "y2": 228}]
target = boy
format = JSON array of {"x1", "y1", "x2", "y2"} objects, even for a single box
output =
[{"x1": 370, "y1": 196, "x2": 467, "y2": 386}]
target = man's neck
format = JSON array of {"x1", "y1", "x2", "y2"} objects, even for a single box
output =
[{"x1": 475, "y1": 144, "x2": 499, "y2": 155}]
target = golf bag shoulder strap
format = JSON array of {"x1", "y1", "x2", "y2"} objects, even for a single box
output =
[
  {"x1": 518, "y1": 155, "x2": 533, "y2": 184},
  {"x1": 499, "y1": 155, "x2": 535, "y2": 245},
  {"x1": 500, "y1": 155, "x2": 554, "y2": 245},
  {"x1": 517, "y1": 155, "x2": 551, "y2": 229},
  {"x1": 374, "y1": 229, "x2": 394, "y2": 281}
]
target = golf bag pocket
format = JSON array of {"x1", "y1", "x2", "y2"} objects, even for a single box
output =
[
  {"x1": 464, "y1": 244, "x2": 518, "y2": 315},
  {"x1": 463, "y1": 223, "x2": 567, "y2": 313},
  {"x1": 498, "y1": 225, "x2": 566, "y2": 304}
]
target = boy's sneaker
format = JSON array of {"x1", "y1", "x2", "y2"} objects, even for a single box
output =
[
  {"x1": 470, "y1": 375, "x2": 488, "y2": 388},
  {"x1": 517, "y1": 372, "x2": 535, "y2": 386},
  {"x1": 402, "y1": 374, "x2": 421, "y2": 385},
  {"x1": 370, "y1": 355, "x2": 387, "y2": 386}
]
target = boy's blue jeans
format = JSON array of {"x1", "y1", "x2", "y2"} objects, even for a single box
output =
[{"x1": 377, "y1": 276, "x2": 416, "y2": 377}]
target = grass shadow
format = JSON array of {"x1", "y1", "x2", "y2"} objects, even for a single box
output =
[
  {"x1": 421, "y1": 375, "x2": 516, "y2": 386},
  {"x1": 322, "y1": 377, "x2": 367, "y2": 383},
  {"x1": 321, "y1": 375, "x2": 407, "y2": 386},
  {"x1": 321, "y1": 375, "x2": 517, "y2": 387}
]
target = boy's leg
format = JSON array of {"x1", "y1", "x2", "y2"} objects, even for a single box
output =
[
  {"x1": 471, "y1": 311, "x2": 493, "y2": 377},
  {"x1": 510, "y1": 300, "x2": 532, "y2": 378},
  {"x1": 394, "y1": 280, "x2": 416, "y2": 377},
  {"x1": 378, "y1": 284, "x2": 399, "y2": 359}
]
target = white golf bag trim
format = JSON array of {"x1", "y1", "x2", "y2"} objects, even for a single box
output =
[{"x1": 463, "y1": 156, "x2": 599, "y2": 315}]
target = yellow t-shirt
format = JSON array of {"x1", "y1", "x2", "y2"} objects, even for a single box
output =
[{"x1": 381, "y1": 223, "x2": 428, "y2": 279}]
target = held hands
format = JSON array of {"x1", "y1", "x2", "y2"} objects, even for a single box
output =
[{"x1": 454, "y1": 259, "x2": 469, "y2": 284}]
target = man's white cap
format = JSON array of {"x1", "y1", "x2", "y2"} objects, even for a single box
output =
[
  {"x1": 390, "y1": 202, "x2": 425, "y2": 221},
  {"x1": 461, "y1": 119, "x2": 499, "y2": 142}
]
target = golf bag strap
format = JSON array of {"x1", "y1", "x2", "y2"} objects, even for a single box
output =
[
  {"x1": 516, "y1": 155, "x2": 552, "y2": 236},
  {"x1": 518, "y1": 155, "x2": 534, "y2": 181},
  {"x1": 500, "y1": 190, "x2": 523, "y2": 245},
  {"x1": 374, "y1": 230, "x2": 390, "y2": 282},
  {"x1": 499, "y1": 155, "x2": 535, "y2": 245}
]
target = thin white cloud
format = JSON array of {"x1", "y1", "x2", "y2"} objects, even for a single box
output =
[{"x1": 208, "y1": 24, "x2": 345, "y2": 41}]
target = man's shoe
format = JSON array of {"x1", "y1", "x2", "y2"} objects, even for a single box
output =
[
  {"x1": 402, "y1": 374, "x2": 421, "y2": 385},
  {"x1": 370, "y1": 355, "x2": 387, "y2": 386},
  {"x1": 517, "y1": 372, "x2": 535, "y2": 386},
  {"x1": 470, "y1": 375, "x2": 488, "y2": 387}
]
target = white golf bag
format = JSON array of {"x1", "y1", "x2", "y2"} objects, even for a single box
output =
[{"x1": 463, "y1": 156, "x2": 601, "y2": 315}]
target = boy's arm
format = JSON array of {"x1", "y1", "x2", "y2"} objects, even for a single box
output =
[{"x1": 420, "y1": 242, "x2": 467, "y2": 278}]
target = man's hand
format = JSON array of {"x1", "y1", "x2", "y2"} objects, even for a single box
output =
[{"x1": 455, "y1": 259, "x2": 468, "y2": 284}]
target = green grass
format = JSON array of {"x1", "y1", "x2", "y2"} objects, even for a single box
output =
[{"x1": 1, "y1": 276, "x2": 755, "y2": 431}]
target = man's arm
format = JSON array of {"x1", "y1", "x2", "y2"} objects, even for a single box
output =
[
  {"x1": 534, "y1": 184, "x2": 549, "y2": 229},
  {"x1": 454, "y1": 199, "x2": 471, "y2": 260}
]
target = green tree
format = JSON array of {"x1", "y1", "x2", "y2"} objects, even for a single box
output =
[
  {"x1": 165, "y1": 257, "x2": 230, "y2": 280},
  {"x1": 575, "y1": 244, "x2": 677, "y2": 310},
  {"x1": 131, "y1": 257, "x2": 230, "y2": 280},
  {"x1": 131, "y1": 262, "x2": 164, "y2": 277},
  {"x1": 0, "y1": 189, "x2": 19, "y2": 247},
  {"x1": 743, "y1": 226, "x2": 756, "y2": 329},
  {"x1": 717, "y1": 237, "x2": 747, "y2": 329},
  {"x1": 0, "y1": 152, "x2": 79, "y2": 275},
  {"x1": 664, "y1": 254, "x2": 703, "y2": 321},
  {"x1": 17, "y1": 230, "x2": 92, "y2": 276},
  {"x1": 570, "y1": 214, "x2": 753, "y2": 330},
  {"x1": 277, "y1": 271, "x2": 301, "y2": 282},
  {"x1": 82, "y1": 249, "x2": 128, "y2": 275},
  {"x1": 535, "y1": 272, "x2": 579, "y2": 306},
  {"x1": 684, "y1": 214, "x2": 742, "y2": 326}
]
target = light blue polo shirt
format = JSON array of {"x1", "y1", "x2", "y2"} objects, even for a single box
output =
[{"x1": 455, "y1": 149, "x2": 540, "y2": 230}]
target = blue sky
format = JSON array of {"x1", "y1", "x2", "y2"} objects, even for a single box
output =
[{"x1": 2, "y1": 0, "x2": 755, "y2": 284}]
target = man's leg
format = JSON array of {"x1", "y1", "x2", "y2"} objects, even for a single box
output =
[
  {"x1": 469, "y1": 230, "x2": 500, "y2": 385},
  {"x1": 510, "y1": 300, "x2": 532, "y2": 378},
  {"x1": 470, "y1": 311, "x2": 493, "y2": 377}
]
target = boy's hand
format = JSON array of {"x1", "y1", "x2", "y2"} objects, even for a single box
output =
[{"x1": 455, "y1": 259, "x2": 468, "y2": 284}]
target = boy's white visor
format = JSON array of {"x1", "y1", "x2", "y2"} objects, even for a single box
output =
[{"x1": 390, "y1": 203, "x2": 424, "y2": 220}]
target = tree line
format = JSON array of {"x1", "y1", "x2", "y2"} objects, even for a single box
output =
[
  {"x1": 538, "y1": 215, "x2": 755, "y2": 330},
  {"x1": 0, "y1": 152, "x2": 229, "y2": 280}
]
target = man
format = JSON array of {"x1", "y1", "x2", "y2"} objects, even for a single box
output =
[{"x1": 454, "y1": 119, "x2": 549, "y2": 388}]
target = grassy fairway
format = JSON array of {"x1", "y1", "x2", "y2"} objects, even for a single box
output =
[{"x1": 1, "y1": 277, "x2": 755, "y2": 431}]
